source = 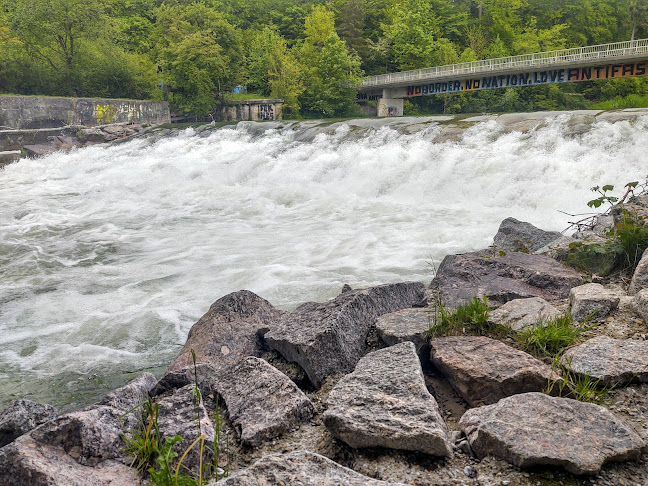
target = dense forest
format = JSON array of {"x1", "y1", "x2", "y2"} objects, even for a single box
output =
[{"x1": 1, "y1": 0, "x2": 648, "y2": 117}]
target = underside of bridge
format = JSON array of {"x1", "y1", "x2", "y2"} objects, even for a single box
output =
[{"x1": 358, "y1": 39, "x2": 648, "y2": 117}]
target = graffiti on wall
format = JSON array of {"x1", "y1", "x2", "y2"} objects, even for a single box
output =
[
  {"x1": 259, "y1": 104, "x2": 274, "y2": 120},
  {"x1": 405, "y1": 60, "x2": 648, "y2": 97}
]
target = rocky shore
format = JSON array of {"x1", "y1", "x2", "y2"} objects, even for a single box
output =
[{"x1": 1, "y1": 196, "x2": 648, "y2": 485}]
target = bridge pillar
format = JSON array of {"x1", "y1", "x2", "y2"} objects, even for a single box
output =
[{"x1": 377, "y1": 90, "x2": 404, "y2": 117}]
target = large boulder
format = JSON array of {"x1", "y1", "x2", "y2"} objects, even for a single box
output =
[
  {"x1": 431, "y1": 250, "x2": 583, "y2": 308},
  {"x1": 632, "y1": 288, "x2": 648, "y2": 322},
  {"x1": 265, "y1": 282, "x2": 425, "y2": 387},
  {"x1": 0, "y1": 399, "x2": 58, "y2": 448},
  {"x1": 569, "y1": 283, "x2": 620, "y2": 322},
  {"x1": 323, "y1": 342, "x2": 452, "y2": 457},
  {"x1": 429, "y1": 336, "x2": 558, "y2": 407},
  {"x1": 156, "y1": 385, "x2": 215, "y2": 475},
  {"x1": 493, "y1": 217, "x2": 562, "y2": 253},
  {"x1": 159, "y1": 290, "x2": 286, "y2": 391},
  {"x1": 629, "y1": 247, "x2": 648, "y2": 295},
  {"x1": 205, "y1": 357, "x2": 315, "y2": 447},
  {"x1": 487, "y1": 297, "x2": 560, "y2": 331},
  {"x1": 560, "y1": 335, "x2": 648, "y2": 386},
  {"x1": 374, "y1": 307, "x2": 432, "y2": 353},
  {"x1": 210, "y1": 450, "x2": 409, "y2": 486},
  {"x1": 459, "y1": 392, "x2": 644, "y2": 475}
]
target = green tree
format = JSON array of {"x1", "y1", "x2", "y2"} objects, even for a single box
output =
[{"x1": 268, "y1": 37, "x2": 305, "y2": 116}]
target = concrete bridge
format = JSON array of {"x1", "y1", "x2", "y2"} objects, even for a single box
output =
[{"x1": 357, "y1": 39, "x2": 648, "y2": 116}]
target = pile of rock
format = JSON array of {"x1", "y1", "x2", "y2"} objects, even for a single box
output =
[{"x1": 2, "y1": 215, "x2": 648, "y2": 486}]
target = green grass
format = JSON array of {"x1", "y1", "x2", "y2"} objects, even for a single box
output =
[
  {"x1": 592, "y1": 94, "x2": 648, "y2": 110},
  {"x1": 226, "y1": 92, "x2": 270, "y2": 101},
  {"x1": 427, "y1": 296, "x2": 508, "y2": 337},
  {"x1": 544, "y1": 354, "x2": 614, "y2": 404},
  {"x1": 515, "y1": 314, "x2": 593, "y2": 358}
]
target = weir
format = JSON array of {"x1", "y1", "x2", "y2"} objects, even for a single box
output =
[{"x1": 358, "y1": 39, "x2": 648, "y2": 116}]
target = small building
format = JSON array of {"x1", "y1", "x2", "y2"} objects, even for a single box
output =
[
  {"x1": 220, "y1": 99, "x2": 283, "y2": 122},
  {"x1": 232, "y1": 85, "x2": 247, "y2": 94}
]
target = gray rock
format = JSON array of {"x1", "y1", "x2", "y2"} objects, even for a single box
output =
[
  {"x1": 533, "y1": 235, "x2": 577, "y2": 261},
  {"x1": 206, "y1": 357, "x2": 315, "y2": 447},
  {"x1": 493, "y1": 218, "x2": 562, "y2": 252},
  {"x1": 431, "y1": 250, "x2": 583, "y2": 308},
  {"x1": 629, "y1": 247, "x2": 648, "y2": 295},
  {"x1": 157, "y1": 385, "x2": 215, "y2": 475},
  {"x1": 0, "y1": 399, "x2": 58, "y2": 447},
  {"x1": 158, "y1": 290, "x2": 286, "y2": 393},
  {"x1": 265, "y1": 282, "x2": 425, "y2": 387},
  {"x1": 210, "y1": 450, "x2": 409, "y2": 486},
  {"x1": 430, "y1": 336, "x2": 558, "y2": 407},
  {"x1": 487, "y1": 297, "x2": 560, "y2": 331},
  {"x1": 459, "y1": 392, "x2": 644, "y2": 475},
  {"x1": 632, "y1": 288, "x2": 648, "y2": 322},
  {"x1": 323, "y1": 342, "x2": 452, "y2": 456},
  {"x1": 569, "y1": 283, "x2": 620, "y2": 322},
  {"x1": 375, "y1": 307, "x2": 433, "y2": 352},
  {"x1": 98, "y1": 372, "x2": 157, "y2": 414},
  {"x1": 560, "y1": 335, "x2": 648, "y2": 386}
]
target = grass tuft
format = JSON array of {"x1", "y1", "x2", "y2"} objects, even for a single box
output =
[
  {"x1": 515, "y1": 313, "x2": 593, "y2": 358},
  {"x1": 427, "y1": 296, "x2": 508, "y2": 338},
  {"x1": 544, "y1": 353, "x2": 614, "y2": 404}
]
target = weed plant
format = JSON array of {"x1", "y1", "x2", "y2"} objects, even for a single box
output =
[
  {"x1": 515, "y1": 314, "x2": 593, "y2": 358},
  {"x1": 544, "y1": 353, "x2": 614, "y2": 404}
]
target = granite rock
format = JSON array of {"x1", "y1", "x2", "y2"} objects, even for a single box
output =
[
  {"x1": 210, "y1": 450, "x2": 410, "y2": 486},
  {"x1": 629, "y1": 247, "x2": 648, "y2": 295},
  {"x1": 429, "y1": 336, "x2": 558, "y2": 407},
  {"x1": 487, "y1": 297, "x2": 560, "y2": 331},
  {"x1": 569, "y1": 283, "x2": 620, "y2": 322},
  {"x1": 493, "y1": 217, "x2": 562, "y2": 252},
  {"x1": 459, "y1": 392, "x2": 644, "y2": 475},
  {"x1": 632, "y1": 288, "x2": 648, "y2": 322},
  {"x1": 0, "y1": 399, "x2": 58, "y2": 448},
  {"x1": 323, "y1": 342, "x2": 452, "y2": 456},
  {"x1": 265, "y1": 282, "x2": 425, "y2": 387},
  {"x1": 375, "y1": 307, "x2": 433, "y2": 352},
  {"x1": 561, "y1": 335, "x2": 648, "y2": 386}
]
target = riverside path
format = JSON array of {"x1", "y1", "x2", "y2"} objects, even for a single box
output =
[{"x1": 357, "y1": 39, "x2": 648, "y2": 116}]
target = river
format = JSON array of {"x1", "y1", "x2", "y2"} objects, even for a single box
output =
[{"x1": 1, "y1": 112, "x2": 647, "y2": 410}]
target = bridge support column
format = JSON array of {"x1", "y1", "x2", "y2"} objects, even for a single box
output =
[{"x1": 377, "y1": 97, "x2": 404, "y2": 117}]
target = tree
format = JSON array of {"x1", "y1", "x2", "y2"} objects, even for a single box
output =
[
  {"x1": 299, "y1": 5, "x2": 363, "y2": 117},
  {"x1": 268, "y1": 37, "x2": 305, "y2": 116}
]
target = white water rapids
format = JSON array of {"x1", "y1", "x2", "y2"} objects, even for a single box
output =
[{"x1": 1, "y1": 114, "x2": 647, "y2": 408}]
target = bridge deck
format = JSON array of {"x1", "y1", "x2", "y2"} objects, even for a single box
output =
[{"x1": 362, "y1": 39, "x2": 648, "y2": 91}]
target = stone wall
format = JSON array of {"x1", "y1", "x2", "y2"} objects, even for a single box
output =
[
  {"x1": 219, "y1": 99, "x2": 283, "y2": 122},
  {"x1": 0, "y1": 95, "x2": 170, "y2": 129}
]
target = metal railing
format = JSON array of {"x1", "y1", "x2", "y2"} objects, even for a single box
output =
[{"x1": 362, "y1": 39, "x2": 648, "y2": 88}]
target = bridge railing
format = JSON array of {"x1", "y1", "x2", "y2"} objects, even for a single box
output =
[{"x1": 363, "y1": 39, "x2": 648, "y2": 88}]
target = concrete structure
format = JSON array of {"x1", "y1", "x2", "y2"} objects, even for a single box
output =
[
  {"x1": 358, "y1": 39, "x2": 648, "y2": 116},
  {"x1": 0, "y1": 96, "x2": 170, "y2": 129},
  {"x1": 220, "y1": 99, "x2": 283, "y2": 122}
]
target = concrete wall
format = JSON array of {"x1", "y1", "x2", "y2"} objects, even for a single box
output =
[
  {"x1": 0, "y1": 95, "x2": 170, "y2": 129},
  {"x1": 219, "y1": 99, "x2": 283, "y2": 122}
]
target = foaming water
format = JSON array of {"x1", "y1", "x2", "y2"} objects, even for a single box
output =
[{"x1": 1, "y1": 114, "x2": 647, "y2": 408}]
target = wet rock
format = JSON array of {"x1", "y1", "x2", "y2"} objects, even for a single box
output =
[
  {"x1": 265, "y1": 282, "x2": 425, "y2": 387},
  {"x1": 493, "y1": 218, "x2": 562, "y2": 253},
  {"x1": 560, "y1": 335, "x2": 648, "y2": 386},
  {"x1": 0, "y1": 399, "x2": 58, "y2": 448},
  {"x1": 375, "y1": 307, "x2": 432, "y2": 353},
  {"x1": 629, "y1": 248, "x2": 648, "y2": 295},
  {"x1": 569, "y1": 283, "x2": 620, "y2": 322},
  {"x1": 487, "y1": 297, "x2": 560, "y2": 331},
  {"x1": 161, "y1": 290, "x2": 286, "y2": 388},
  {"x1": 206, "y1": 357, "x2": 315, "y2": 447},
  {"x1": 431, "y1": 250, "x2": 583, "y2": 307},
  {"x1": 156, "y1": 385, "x2": 215, "y2": 475},
  {"x1": 323, "y1": 342, "x2": 452, "y2": 457},
  {"x1": 210, "y1": 450, "x2": 409, "y2": 486},
  {"x1": 632, "y1": 288, "x2": 648, "y2": 322},
  {"x1": 430, "y1": 336, "x2": 557, "y2": 407},
  {"x1": 459, "y1": 392, "x2": 644, "y2": 475}
]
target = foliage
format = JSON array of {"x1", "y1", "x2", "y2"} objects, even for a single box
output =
[
  {"x1": 544, "y1": 353, "x2": 615, "y2": 404},
  {"x1": 516, "y1": 313, "x2": 593, "y2": 357},
  {"x1": 427, "y1": 296, "x2": 505, "y2": 337}
]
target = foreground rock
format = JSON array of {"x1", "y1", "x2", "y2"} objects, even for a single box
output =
[
  {"x1": 569, "y1": 283, "x2": 620, "y2": 322},
  {"x1": 560, "y1": 335, "x2": 648, "y2": 386},
  {"x1": 210, "y1": 450, "x2": 409, "y2": 486},
  {"x1": 487, "y1": 297, "x2": 560, "y2": 331},
  {"x1": 375, "y1": 307, "x2": 432, "y2": 352},
  {"x1": 493, "y1": 217, "x2": 562, "y2": 252},
  {"x1": 632, "y1": 288, "x2": 648, "y2": 322},
  {"x1": 323, "y1": 342, "x2": 452, "y2": 456},
  {"x1": 629, "y1": 248, "x2": 648, "y2": 294},
  {"x1": 0, "y1": 399, "x2": 58, "y2": 447},
  {"x1": 431, "y1": 250, "x2": 583, "y2": 307},
  {"x1": 160, "y1": 290, "x2": 286, "y2": 391},
  {"x1": 0, "y1": 373, "x2": 156, "y2": 485},
  {"x1": 459, "y1": 392, "x2": 644, "y2": 475},
  {"x1": 429, "y1": 336, "x2": 557, "y2": 407},
  {"x1": 206, "y1": 357, "x2": 315, "y2": 447},
  {"x1": 265, "y1": 282, "x2": 425, "y2": 387}
]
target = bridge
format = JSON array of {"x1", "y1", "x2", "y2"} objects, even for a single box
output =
[{"x1": 357, "y1": 39, "x2": 648, "y2": 116}]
